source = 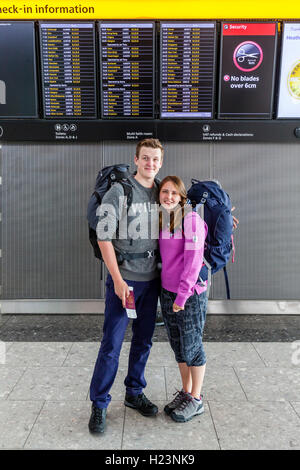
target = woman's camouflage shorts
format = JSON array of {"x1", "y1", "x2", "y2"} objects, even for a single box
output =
[{"x1": 160, "y1": 288, "x2": 208, "y2": 366}]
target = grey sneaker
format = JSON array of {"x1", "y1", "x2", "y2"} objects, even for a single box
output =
[
  {"x1": 170, "y1": 393, "x2": 204, "y2": 423},
  {"x1": 164, "y1": 389, "x2": 188, "y2": 416}
]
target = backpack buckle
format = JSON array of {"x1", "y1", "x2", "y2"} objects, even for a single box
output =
[
  {"x1": 201, "y1": 192, "x2": 208, "y2": 204},
  {"x1": 116, "y1": 253, "x2": 124, "y2": 265},
  {"x1": 146, "y1": 250, "x2": 154, "y2": 258}
]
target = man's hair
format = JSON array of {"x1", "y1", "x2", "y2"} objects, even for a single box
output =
[{"x1": 135, "y1": 138, "x2": 164, "y2": 160}]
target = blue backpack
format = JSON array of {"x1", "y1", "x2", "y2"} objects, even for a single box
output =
[{"x1": 186, "y1": 179, "x2": 235, "y2": 299}]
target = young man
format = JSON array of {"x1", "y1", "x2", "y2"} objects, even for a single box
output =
[{"x1": 89, "y1": 138, "x2": 163, "y2": 434}]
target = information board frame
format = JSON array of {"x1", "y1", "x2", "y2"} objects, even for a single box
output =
[
  {"x1": 1, "y1": 19, "x2": 300, "y2": 143},
  {"x1": 159, "y1": 20, "x2": 217, "y2": 120},
  {"x1": 218, "y1": 21, "x2": 278, "y2": 120},
  {"x1": 98, "y1": 20, "x2": 155, "y2": 120},
  {"x1": 39, "y1": 20, "x2": 98, "y2": 120},
  {"x1": 277, "y1": 21, "x2": 300, "y2": 119}
]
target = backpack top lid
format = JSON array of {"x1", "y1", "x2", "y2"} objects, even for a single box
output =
[
  {"x1": 187, "y1": 179, "x2": 231, "y2": 208},
  {"x1": 87, "y1": 164, "x2": 132, "y2": 231},
  {"x1": 94, "y1": 164, "x2": 131, "y2": 189}
]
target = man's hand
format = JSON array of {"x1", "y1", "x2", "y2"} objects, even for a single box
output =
[
  {"x1": 114, "y1": 278, "x2": 130, "y2": 308},
  {"x1": 98, "y1": 241, "x2": 130, "y2": 308},
  {"x1": 173, "y1": 302, "x2": 184, "y2": 313},
  {"x1": 231, "y1": 206, "x2": 239, "y2": 230}
]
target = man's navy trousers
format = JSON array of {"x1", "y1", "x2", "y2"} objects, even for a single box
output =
[{"x1": 90, "y1": 274, "x2": 160, "y2": 409}]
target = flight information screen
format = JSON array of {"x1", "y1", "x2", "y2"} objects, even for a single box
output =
[
  {"x1": 218, "y1": 22, "x2": 277, "y2": 119},
  {"x1": 0, "y1": 21, "x2": 38, "y2": 117},
  {"x1": 40, "y1": 22, "x2": 97, "y2": 118},
  {"x1": 160, "y1": 22, "x2": 216, "y2": 119},
  {"x1": 100, "y1": 22, "x2": 155, "y2": 118}
]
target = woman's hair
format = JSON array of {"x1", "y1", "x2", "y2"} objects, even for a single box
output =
[{"x1": 159, "y1": 176, "x2": 190, "y2": 233}]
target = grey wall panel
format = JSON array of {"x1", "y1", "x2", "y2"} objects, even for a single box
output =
[
  {"x1": 158, "y1": 142, "x2": 211, "y2": 186},
  {"x1": 103, "y1": 141, "x2": 137, "y2": 167},
  {"x1": 2, "y1": 144, "x2": 104, "y2": 299},
  {"x1": 212, "y1": 143, "x2": 300, "y2": 300}
]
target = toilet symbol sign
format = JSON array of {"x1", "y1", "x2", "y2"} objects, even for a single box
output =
[{"x1": 54, "y1": 123, "x2": 78, "y2": 140}]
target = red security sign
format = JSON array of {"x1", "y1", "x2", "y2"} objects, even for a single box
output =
[{"x1": 222, "y1": 23, "x2": 276, "y2": 36}]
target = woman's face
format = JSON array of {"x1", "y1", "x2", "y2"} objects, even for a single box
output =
[{"x1": 159, "y1": 181, "x2": 182, "y2": 211}]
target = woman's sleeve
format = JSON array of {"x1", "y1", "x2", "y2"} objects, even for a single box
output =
[{"x1": 175, "y1": 212, "x2": 206, "y2": 308}]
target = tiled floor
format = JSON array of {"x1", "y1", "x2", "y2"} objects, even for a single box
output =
[{"x1": 1, "y1": 340, "x2": 300, "y2": 450}]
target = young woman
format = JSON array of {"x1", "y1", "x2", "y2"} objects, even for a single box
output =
[{"x1": 158, "y1": 176, "x2": 208, "y2": 423}]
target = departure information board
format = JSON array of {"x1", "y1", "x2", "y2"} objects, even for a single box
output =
[
  {"x1": 40, "y1": 22, "x2": 97, "y2": 118},
  {"x1": 160, "y1": 22, "x2": 216, "y2": 118},
  {"x1": 100, "y1": 22, "x2": 155, "y2": 118},
  {"x1": 218, "y1": 22, "x2": 277, "y2": 119},
  {"x1": 0, "y1": 22, "x2": 38, "y2": 117},
  {"x1": 277, "y1": 23, "x2": 300, "y2": 118}
]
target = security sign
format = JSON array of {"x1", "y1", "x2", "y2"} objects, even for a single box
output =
[
  {"x1": 218, "y1": 22, "x2": 277, "y2": 119},
  {"x1": 277, "y1": 23, "x2": 300, "y2": 118}
]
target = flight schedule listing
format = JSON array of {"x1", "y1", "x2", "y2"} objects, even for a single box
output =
[
  {"x1": 100, "y1": 22, "x2": 155, "y2": 118},
  {"x1": 40, "y1": 22, "x2": 97, "y2": 118},
  {"x1": 160, "y1": 22, "x2": 216, "y2": 118}
]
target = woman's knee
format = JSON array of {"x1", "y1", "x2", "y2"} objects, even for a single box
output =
[{"x1": 184, "y1": 347, "x2": 206, "y2": 367}]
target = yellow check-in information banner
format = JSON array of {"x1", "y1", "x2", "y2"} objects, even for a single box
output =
[{"x1": 0, "y1": 0, "x2": 299, "y2": 19}]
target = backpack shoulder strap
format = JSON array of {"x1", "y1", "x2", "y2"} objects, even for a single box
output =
[
  {"x1": 113, "y1": 179, "x2": 134, "y2": 230},
  {"x1": 93, "y1": 191, "x2": 101, "y2": 204},
  {"x1": 119, "y1": 179, "x2": 133, "y2": 209},
  {"x1": 154, "y1": 177, "x2": 161, "y2": 188}
]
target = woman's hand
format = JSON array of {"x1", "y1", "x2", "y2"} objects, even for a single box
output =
[
  {"x1": 173, "y1": 302, "x2": 184, "y2": 313},
  {"x1": 231, "y1": 206, "x2": 239, "y2": 230}
]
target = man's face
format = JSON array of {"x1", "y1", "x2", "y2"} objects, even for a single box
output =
[{"x1": 134, "y1": 146, "x2": 163, "y2": 180}]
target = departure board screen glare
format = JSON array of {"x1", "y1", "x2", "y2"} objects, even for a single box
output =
[
  {"x1": 40, "y1": 22, "x2": 97, "y2": 118},
  {"x1": 100, "y1": 22, "x2": 155, "y2": 118},
  {"x1": 160, "y1": 22, "x2": 216, "y2": 118},
  {"x1": 0, "y1": 22, "x2": 38, "y2": 117}
]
